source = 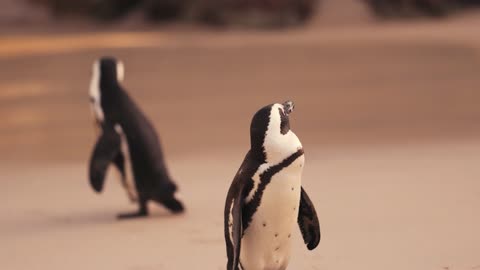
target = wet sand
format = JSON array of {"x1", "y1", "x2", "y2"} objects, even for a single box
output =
[{"x1": 1, "y1": 3, "x2": 480, "y2": 270}]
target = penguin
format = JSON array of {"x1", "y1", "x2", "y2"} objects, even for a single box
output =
[
  {"x1": 224, "y1": 101, "x2": 320, "y2": 270},
  {"x1": 88, "y1": 56, "x2": 184, "y2": 219}
]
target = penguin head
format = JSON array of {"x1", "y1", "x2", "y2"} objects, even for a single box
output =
[
  {"x1": 92, "y1": 57, "x2": 125, "y2": 86},
  {"x1": 89, "y1": 57, "x2": 125, "y2": 122},
  {"x1": 250, "y1": 101, "x2": 302, "y2": 164}
]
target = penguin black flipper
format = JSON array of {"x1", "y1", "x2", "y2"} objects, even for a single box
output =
[
  {"x1": 89, "y1": 125, "x2": 122, "y2": 193},
  {"x1": 298, "y1": 187, "x2": 321, "y2": 250},
  {"x1": 225, "y1": 181, "x2": 245, "y2": 270},
  {"x1": 225, "y1": 151, "x2": 260, "y2": 270}
]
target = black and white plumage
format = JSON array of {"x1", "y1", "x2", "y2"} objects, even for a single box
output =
[
  {"x1": 224, "y1": 101, "x2": 320, "y2": 270},
  {"x1": 88, "y1": 57, "x2": 184, "y2": 219}
]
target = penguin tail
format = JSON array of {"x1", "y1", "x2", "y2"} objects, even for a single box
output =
[
  {"x1": 161, "y1": 195, "x2": 185, "y2": 214},
  {"x1": 153, "y1": 178, "x2": 184, "y2": 213}
]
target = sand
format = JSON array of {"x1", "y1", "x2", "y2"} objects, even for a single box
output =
[
  {"x1": 1, "y1": 1, "x2": 480, "y2": 269},
  {"x1": 2, "y1": 143, "x2": 480, "y2": 270}
]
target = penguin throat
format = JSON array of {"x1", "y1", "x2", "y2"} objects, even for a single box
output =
[{"x1": 263, "y1": 130, "x2": 302, "y2": 165}]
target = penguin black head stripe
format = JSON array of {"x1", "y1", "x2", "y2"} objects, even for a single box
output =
[
  {"x1": 249, "y1": 101, "x2": 295, "y2": 163},
  {"x1": 88, "y1": 56, "x2": 184, "y2": 219},
  {"x1": 224, "y1": 101, "x2": 320, "y2": 270}
]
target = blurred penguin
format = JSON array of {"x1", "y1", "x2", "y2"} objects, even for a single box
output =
[{"x1": 88, "y1": 56, "x2": 184, "y2": 219}]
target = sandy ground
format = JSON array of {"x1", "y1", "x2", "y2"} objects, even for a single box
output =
[
  {"x1": 2, "y1": 142, "x2": 480, "y2": 270},
  {"x1": 1, "y1": 1, "x2": 480, "y2": 270}
]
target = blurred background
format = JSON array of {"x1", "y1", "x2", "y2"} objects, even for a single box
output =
[{"x1": 0, "y1": 1, "x2": 479, "y2": 270}]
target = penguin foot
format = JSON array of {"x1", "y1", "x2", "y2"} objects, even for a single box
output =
[{"x1": 117, "y1": 210, "x2": 148, "y2": 219}]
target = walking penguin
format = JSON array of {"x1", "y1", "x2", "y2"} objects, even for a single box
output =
[{"x1": 88, "y1": 56, "x2": 184, "y2": 219}]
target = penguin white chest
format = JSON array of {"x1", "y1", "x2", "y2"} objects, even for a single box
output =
[{"x1": 240, "y1": 155, "x2": 304, "y2": 270}]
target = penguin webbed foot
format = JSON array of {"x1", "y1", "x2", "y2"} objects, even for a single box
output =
[
  {"x1": 117, "y1": 203, "x2": 148, "y2": 219},
  {"x1": 116, "y1": 210, "x2": 148, "y2": 219}
]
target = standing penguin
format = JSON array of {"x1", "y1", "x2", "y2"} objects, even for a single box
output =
[
  {"x1": 224, "y1": 101, "x2": 320, "y2": 270},
  {"x1": 88, "y1": 57, "x2": 184, "y2": 219}
]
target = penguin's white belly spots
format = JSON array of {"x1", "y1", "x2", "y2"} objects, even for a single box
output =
[{"x1": 241, "y1": 156, "x2": 304, "y2": 270}]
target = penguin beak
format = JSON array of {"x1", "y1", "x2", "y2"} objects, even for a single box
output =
[{"x1": 283, "y1": 101, "x2": 294, "y2": 115}]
